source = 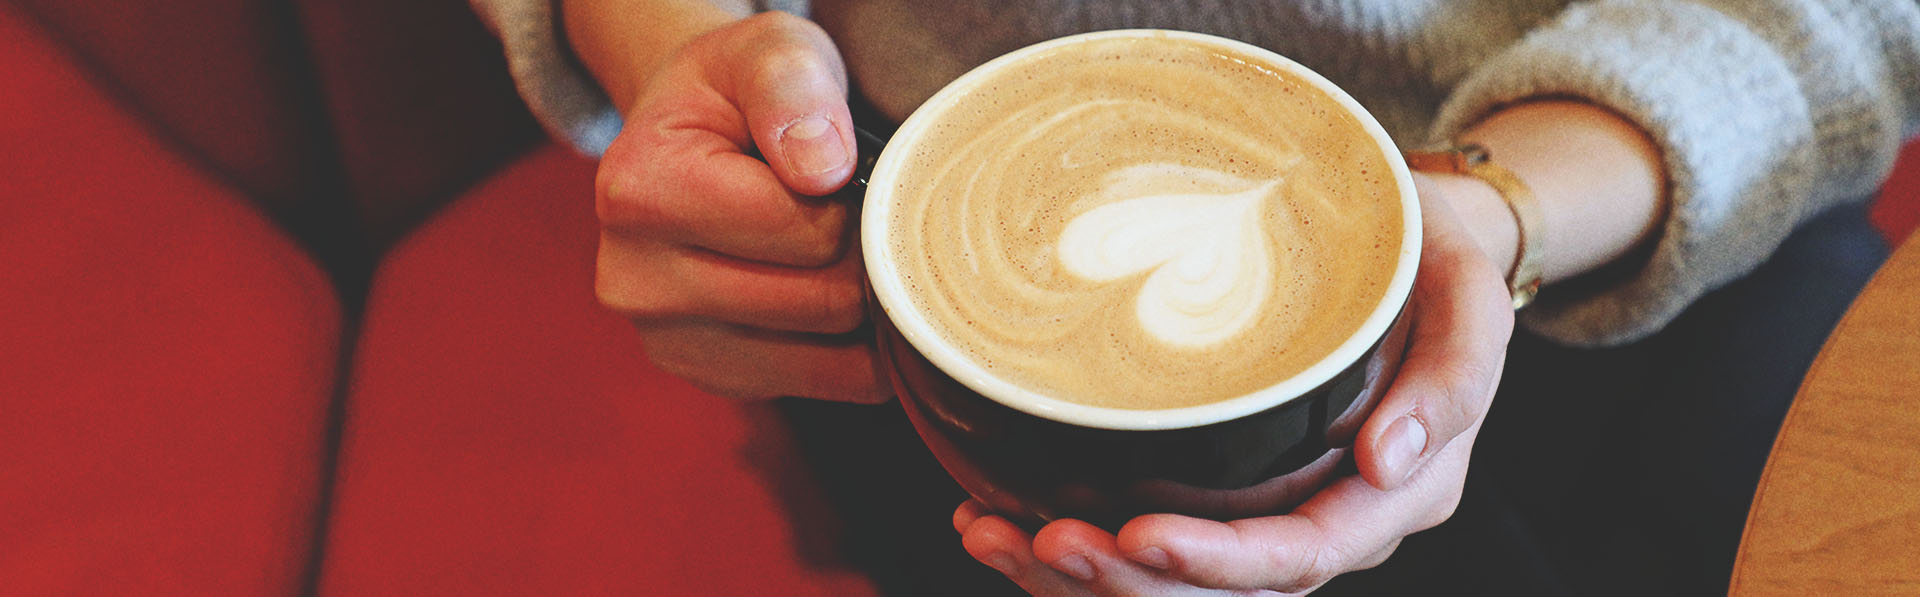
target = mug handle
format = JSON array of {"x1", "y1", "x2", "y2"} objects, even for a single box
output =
[{"x1": 845, "y1": 125, "x2": 890, "y2": 191}]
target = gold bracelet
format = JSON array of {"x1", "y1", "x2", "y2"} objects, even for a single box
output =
[{"x1": 1404, "y1": 144, "x2": 1544, "y2": 310}]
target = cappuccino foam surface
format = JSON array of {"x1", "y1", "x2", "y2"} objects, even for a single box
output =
[{"x1": 886, "y1": 35, "x2": 1402, "y2": 411}]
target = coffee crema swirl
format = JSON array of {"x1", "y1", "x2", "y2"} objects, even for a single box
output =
[{"x1": 886, "y1": 36, "x2": 1402, "y2": 410}]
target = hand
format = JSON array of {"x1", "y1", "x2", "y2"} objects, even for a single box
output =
[
  {"x1": 592, "y1": 12, "x2": 886, "y2": 403},
  {"x1": 953, "y1": 178, "x2": 1517, "y2": 595}
]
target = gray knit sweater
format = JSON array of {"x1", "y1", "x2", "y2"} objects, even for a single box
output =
[{"x1": 472, "y1": 0, "x2": 1920, "y2": 347}]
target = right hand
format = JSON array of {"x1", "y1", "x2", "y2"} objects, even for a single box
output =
[
  {"x1": 953, "y1": 179, "x2": 1514, "y2": 596},
  {"x1": 593, "y1": 12, "x2": 885, "y2": 403}
]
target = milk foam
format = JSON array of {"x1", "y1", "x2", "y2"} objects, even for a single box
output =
[{"x1": 1057, "y1": 165, "x2": 1278, "y2": 347}]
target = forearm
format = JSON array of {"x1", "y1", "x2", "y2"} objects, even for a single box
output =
[
  {"x1": 563, "y1": 0, "x2": 752, "y2": 111},
  {"x1": 1424, "y1": 101, "x2": 1667, "y2": 286}
]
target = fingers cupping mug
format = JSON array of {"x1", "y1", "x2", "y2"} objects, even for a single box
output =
[{"x1": 859, "y1": 30, "x2": 1420, "y2": 530}]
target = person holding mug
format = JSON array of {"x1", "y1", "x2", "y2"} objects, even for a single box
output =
[{"x1": 469, "y1": 0, "x2": 1919, "y2": 594}]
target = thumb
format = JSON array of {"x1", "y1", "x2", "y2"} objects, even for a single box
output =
[
  {"x1": 1355, "y1": 191, "x2": 1513, "y2": 490},
  {"x1": 734, "y1": 18, "x2": 855, "y2": 196}
]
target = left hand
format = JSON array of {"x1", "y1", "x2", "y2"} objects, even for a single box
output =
[{"x1": 952, "y1": 175, "x2": 1517, "y2": 595}]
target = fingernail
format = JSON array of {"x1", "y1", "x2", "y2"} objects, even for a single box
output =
[
  {"x1": 1382, "y1": 414, "x2": 1429, "y2": 485},
  {"x1": 781, "y1": 116, "x2": 847, "y2": 176},
  {"x1": 983, "y1": 552, "x2": 1019, "y2": 576},
  {"x1": 1052, "y1": 553, "x2": 1096, "y2": 581},
  {"x1": 1129, "y1": 546, "x2": 1171, "y2": 570}
]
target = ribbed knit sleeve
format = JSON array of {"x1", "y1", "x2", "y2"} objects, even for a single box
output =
[{"x1": 1428, "y1": 0, "x2": 1920, "y2": 346}]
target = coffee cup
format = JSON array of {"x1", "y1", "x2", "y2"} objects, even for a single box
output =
[{"x1": 849, "y1": 29, "x2": 1421, "y2": 530}]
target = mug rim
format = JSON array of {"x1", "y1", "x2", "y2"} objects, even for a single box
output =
[{"x1": 862, "y1": 29, "x2": 1422, "y2": 431}]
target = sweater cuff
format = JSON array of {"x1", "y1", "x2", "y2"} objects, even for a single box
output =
[
  {"x1": 1429, "y1": 0, "x2": 1817, "y2": 347},
  {"x1": 471, "y1": 0, "x2": 621, "y2": 156}
]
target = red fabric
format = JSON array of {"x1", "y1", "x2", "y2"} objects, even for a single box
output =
[
  {"x1": 1872, "y1": 140, "x2": 1920, "y2": 245},
  {"x1": 0, "y1": 3, "x2": 342, "y2": 594},
  {"x1": 320, "y1": 144, "x2": 879, "y2": 596}
]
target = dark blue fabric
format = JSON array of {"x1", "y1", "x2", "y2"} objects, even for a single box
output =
[{"x1": 1330, "y1": 201, "x2": 1890, "y2": 596}]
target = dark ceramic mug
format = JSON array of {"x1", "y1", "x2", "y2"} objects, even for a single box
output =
[{"x1": 848, "y1": 30, "x2": 1423, "y2": 531}]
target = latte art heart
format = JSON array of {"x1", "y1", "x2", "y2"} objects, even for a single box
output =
[
  {"x1": 1057, "y1": 166, "x2": 1281, "y2": 348},
  {"x1": 882, "y1": 36, "x2": 1403, "y2": 410}
]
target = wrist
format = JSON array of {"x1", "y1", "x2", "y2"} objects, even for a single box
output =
[
  {"x1": 1454, "y1": 100, "x2": 1667, "y2": 284},
  {"x1": 1411, "y1": 171, "x2": 1520, "y2": 283},
  {"x1": 563, "y1": 0, "x2": 749, "y2": 111}
]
